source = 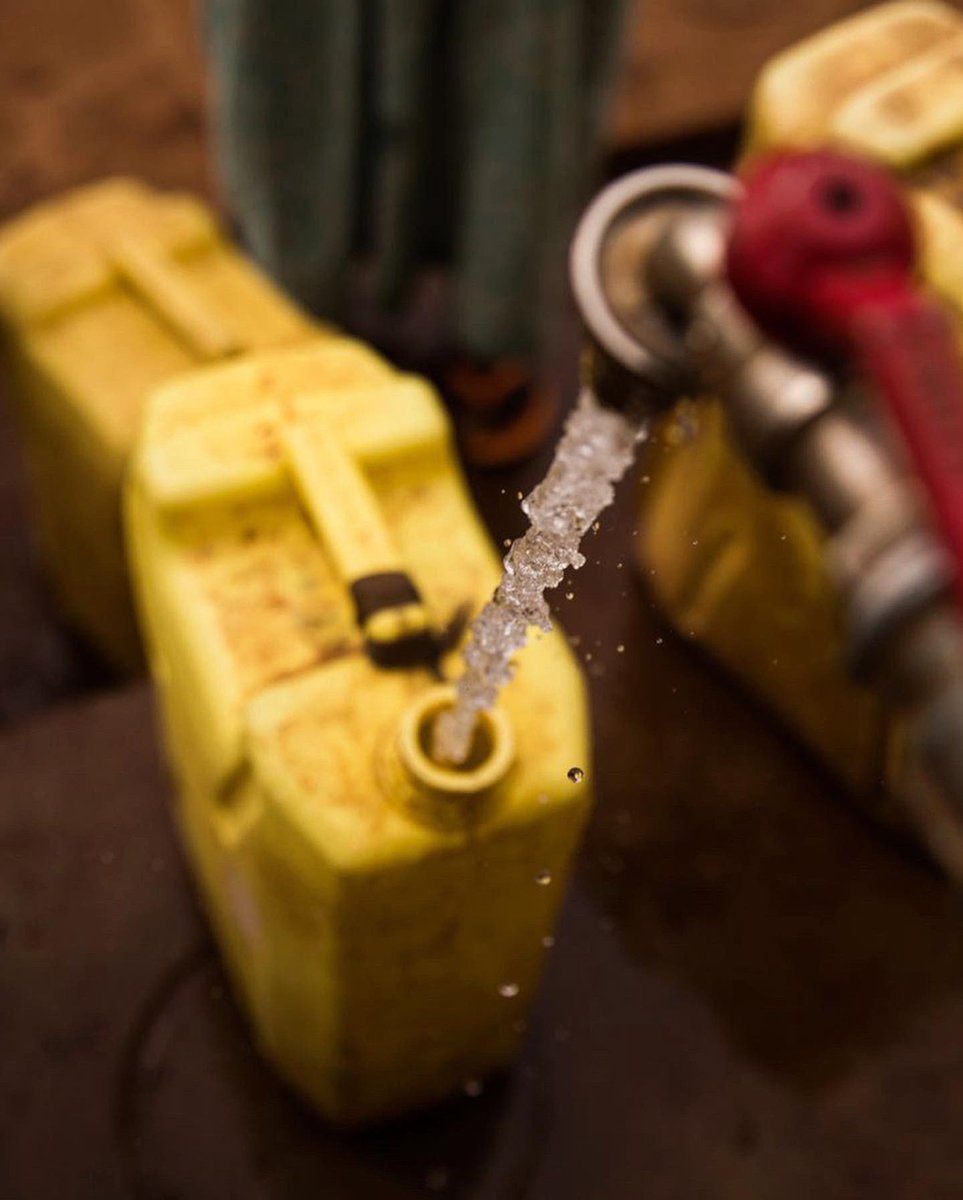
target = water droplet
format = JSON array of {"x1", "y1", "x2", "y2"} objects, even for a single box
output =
[
  {"x1": 426, "y1": 1167, "x2": 450, "y2": 1192},
  {"x1": 779, "y1": 532, "x2": 787, "y2": 541},
  {"x1": 616, "y1": 561, "x2": 623, "y2": 569},
  {"x1": 565, "y1": 591, "x2": 574, "y2": 600},
  {"x1": 541, "y1": 934, "x2": 556, "y2": 949},
  {"x1": 616, "y1": 643, "x2": 625, "y2": 653},
  {"x1": 567, "y1": 766, "x2": 585, "y2": 783},
  {"x1": 641, "y1": 475, "x2": 651, "y2": 484},
  {"x1": 691, "y1": 539, "x2": 699, "y2": 546},
  {"x1": 463, "y1": 1078, "x2": 484, "y2": 1098},
  {"x1": 535, "y1": 869, "x2": 552, "y2": 886},
  {"x1": 516, "y1": 491, "x2": 523, "y2": 501},
  {"x1": 655, "y1": 636, "x2": 663, "y2": 645},
  {"x1": 503, "y1": 538, "x2": 511, "y2": 548},
  {"x1": 499, "y1": 981, "x2": 520, "y2": 998},
  {"x1": 592, "y1": 521, "x2": 600, "y2": 533}
]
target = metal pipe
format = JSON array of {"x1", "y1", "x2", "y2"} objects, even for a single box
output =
[{"x1": 570, "y1": 167, "x2": 963, "y2": 876}]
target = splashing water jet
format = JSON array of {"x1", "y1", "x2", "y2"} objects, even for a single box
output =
[{"x1": 432, "y1": 388, "x2": 646, "y2": 765}]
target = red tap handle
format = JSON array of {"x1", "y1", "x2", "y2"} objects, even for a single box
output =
[{"x1": 725, "y1": 149, "x2": 963, "y2": 606}]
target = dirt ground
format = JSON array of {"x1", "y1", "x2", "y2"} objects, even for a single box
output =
[{"x1": 0, "y1": 0, "x2": 211, "y2": 221}]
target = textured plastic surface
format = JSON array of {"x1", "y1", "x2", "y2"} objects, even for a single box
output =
[
  {"x1": 125, "y1": 339, "x2": 591, "y2": 1125},
  {"x1": 0, "y1": 178, "x2": 318, "y2": 670}
]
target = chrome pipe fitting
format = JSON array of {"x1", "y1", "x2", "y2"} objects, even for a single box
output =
[
  {"x1": 569, "y1": 165, "x2": 737, "y2": 418},
  {"x1": 571, "y1": 165, "x2": 963, "y2": 872}
]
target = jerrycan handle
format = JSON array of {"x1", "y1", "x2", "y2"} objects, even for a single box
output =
[
  {"x1": 110, "y1": 236, "x2": 243, "y2": 361},
  {"x1": 283, "y1": 421, "x2": 443, "y2": 670}
]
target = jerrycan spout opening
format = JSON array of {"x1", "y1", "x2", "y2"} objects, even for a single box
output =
[{"x1": 395, "y1": 685, "x2": 515, "y2": 828}]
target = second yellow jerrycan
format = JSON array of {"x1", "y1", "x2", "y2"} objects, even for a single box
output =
[
  {"x1": 638, "y1": 0, "x2": 963, "y2": 815},
  {"x1": 125, "y1": 337, "x2": 591, "y2": 1126},
  {"x1": 0, "y1": 178, "x2": 320, "y2": 672}
]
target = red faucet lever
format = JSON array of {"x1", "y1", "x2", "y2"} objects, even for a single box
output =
[{"x1": 726, "y1": 149, "x2": 963, "y2": 607}]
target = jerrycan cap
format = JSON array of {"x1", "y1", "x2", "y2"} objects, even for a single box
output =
[{"x1": 394, "y1": 685, "x2": 515, "y2": 830}]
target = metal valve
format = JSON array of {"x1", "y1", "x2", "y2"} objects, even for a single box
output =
[{"x1": 570, "y1": 152, "x2": 963, "y2": 879}]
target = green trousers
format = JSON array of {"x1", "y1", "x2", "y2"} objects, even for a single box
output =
[{"x1": 203, "y1": 0, "x2": 627, "y2": 361}]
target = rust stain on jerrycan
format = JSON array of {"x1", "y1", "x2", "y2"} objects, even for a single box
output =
[
  {"x1": 638, "y1": 0, "x2": 963, "y2": 813},
  {"x1": 125, "y1": 339, "x2": 591, "y2": 1125},
  {"x1": 0, "y1": 178, "x2": 320, "y2": 671}
]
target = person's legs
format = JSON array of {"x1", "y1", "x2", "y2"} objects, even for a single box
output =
[
  {"x1": 445, "y1": 0, "x2": 629, "y2": 466},
  {"x1": 200, "y1": 0, "x2": 629, "y2": 465}
]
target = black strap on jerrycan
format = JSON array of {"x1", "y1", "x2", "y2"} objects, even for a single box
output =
[{"x1": 284, "y1": 421, "x2": 467, "y2": 674}]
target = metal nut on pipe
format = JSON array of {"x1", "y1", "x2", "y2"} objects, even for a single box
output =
[
  {"x1": 787, "y1": 404, "x2": 906, "y2": 532},
  {"x1": 868, "y1": 604, "x2": 963, "y2": 714}
]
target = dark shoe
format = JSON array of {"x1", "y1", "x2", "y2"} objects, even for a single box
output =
[{"x1": 442, "y1": 357, "x2": 559, "y2": 468}]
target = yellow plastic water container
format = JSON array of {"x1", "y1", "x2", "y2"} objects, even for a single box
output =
[
  {"x1": 125, "y1": 339, "x2": 591, "y2": 1125},
  {"x1": 0, "y1": 178, "x2": 318, "y2": 671},
  {"x1": 639, "y1": 0, "x2": 963, "y2": 803}
]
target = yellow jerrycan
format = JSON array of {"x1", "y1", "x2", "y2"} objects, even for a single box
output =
[
  {"x1": 125, "y1": 338, "x2": 591, "y2": 1125},
  {"x1": 639, "y1": 0, "x2": 963, "y2": 805},
  {"x1": 0, "y1": 178, "x2": 318, "y2": 672}
]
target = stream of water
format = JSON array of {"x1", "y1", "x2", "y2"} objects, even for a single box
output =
[{"x1": 432, "y1": 387, "x2": 646, "y2": 765}]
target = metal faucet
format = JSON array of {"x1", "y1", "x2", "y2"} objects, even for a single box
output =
[{"x1": 570, "y1": 152, "x2": 963, "y2": 879}]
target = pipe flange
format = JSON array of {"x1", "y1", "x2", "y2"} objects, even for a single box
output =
[{"x1": 570, "y1": 164, "x2": 738, "y2": 414}]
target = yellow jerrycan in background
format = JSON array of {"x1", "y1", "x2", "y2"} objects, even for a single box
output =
[
  {"x1": 125, "y1": 338, "x2": 591, "y2": 1125},
  {"x1": 0, "y1": 179, "x2": 318, "y2": 672},
  {"x1": 639, "y1": 0, "x2": 963, "y2": 809}
]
